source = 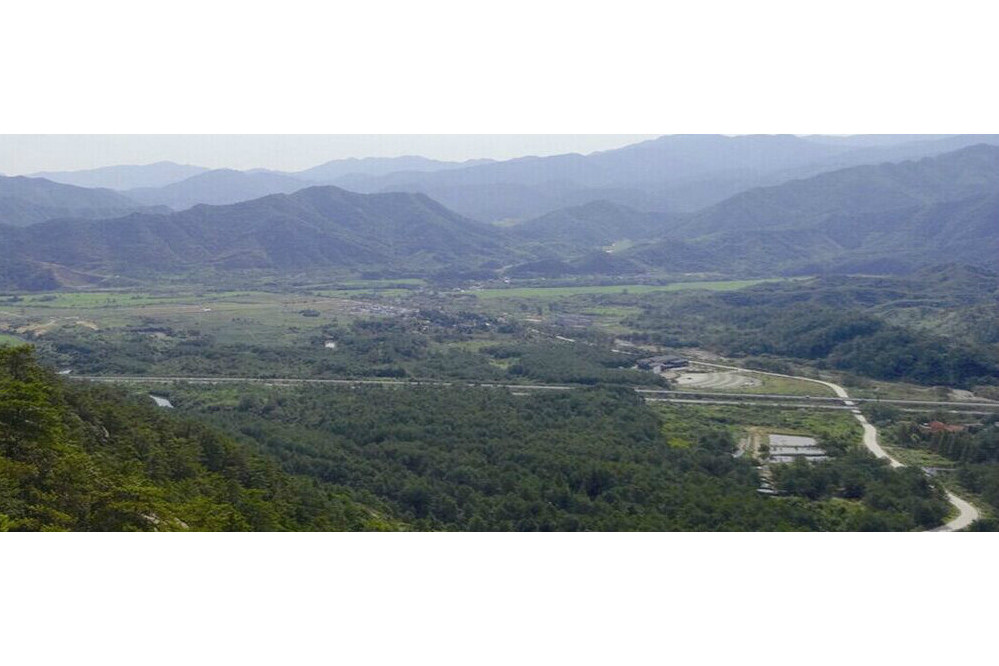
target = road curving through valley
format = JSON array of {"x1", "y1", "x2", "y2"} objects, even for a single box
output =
[{"x1": 689, "y1": 361, "x2": 980, "y2": 531}]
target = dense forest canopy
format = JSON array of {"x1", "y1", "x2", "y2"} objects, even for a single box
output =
[
  {"x1": 0, "y1": 346, "x2": 391, "y2": 531},
  {"x1": 163, "y1": 382, "x2": 951, "y2": 531}
]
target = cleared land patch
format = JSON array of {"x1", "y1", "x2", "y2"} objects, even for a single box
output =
[
  {"x1": 675, "y1": 371, "x2": 762, "y2": 390},
  {"x1": 0, "y1": 333, "x2": 25, "y2": 347}
]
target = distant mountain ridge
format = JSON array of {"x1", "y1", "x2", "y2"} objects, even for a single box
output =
[
  {"x1": 125, "y1": 169, "x2": 313, "y2": 210},
  {"x1": 29, "y1": 161, "x2": 209, "y2": 190},
  {"x1": 0, "y1": 175, "x2": 155, "y2": 227},
  {"x1": 620, "y1": 144, "x2": 999, "y2": 275},
  {"x1": 0, "y1": 186, "x2": 513, "y2": 288},
  {"x1": 293, "y1": 155, "x2": 495, "y2": 182},
  {"x1": 325, "y1": 134, "x2": 999, "y2": 221},
  {"x1": 3, "y1": 138, "x2": 997, "y2": 289},
  {"x1": 677, "y1": 144, "x2": 999, "y2": 236},
  {"x1": 29, "y1": 156, "x2": 495, "y2": 211},
  {"x1": 21, "y1": 135, "x2": 999, "y2": 223}
]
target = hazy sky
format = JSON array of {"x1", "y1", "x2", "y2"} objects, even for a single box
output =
[{"x1": 0, "y1": 135, "x2": 662, "y2": 175}]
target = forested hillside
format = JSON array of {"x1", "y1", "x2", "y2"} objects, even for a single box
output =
[
  {"x1": 623, "y1": 145, "x2": 999, "y2": 275},
  {"x1": 679, "y1": 144, "x2": 999, "y2": 236},
  {"x1": 507, "y1": 200, "x2": 673, "y2": 248},
  {"x1": 0, "y1": 346, "x2": 392, "y2": 531},
  {"x1": 624, "y1": 268, "x2": 999, "y2": 388}
]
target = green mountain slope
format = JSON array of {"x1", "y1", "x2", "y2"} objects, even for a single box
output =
[
  {"x1": 625, "y1": 145, "x2": 999, "y2": 275},
  {"x1": 0, "y1": 346, "x2": 393, "y2": 531},
  {"x1": 507, "y1": 200, "x2": 673, "y2": 248},
  {"x1": 679, "y1": 144, "x2": 999, "y2": 236}
]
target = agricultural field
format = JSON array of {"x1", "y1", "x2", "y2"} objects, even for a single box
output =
[
  {"x1": 0, "y1": 288, "x2": 411, "y2": 339},
  {"x1": 468, "y1": 278, "x2": 784, "y2": 300},
  {"x1": 4, "y1": 272, "x2": 991, "y2": 413}
]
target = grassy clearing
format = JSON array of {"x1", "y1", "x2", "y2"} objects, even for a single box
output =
[
  {"x1": 880, "y1": 446, "x2": 954, "y2": 469},
  {"x1": 652, "y1": 403, "x2": 863, "y2": 449},
  {"x1": 738, "y1": 373, "x2": 837, "y2": 397},
  {"x1": 0, "y1": 333, "x2": 26, "y2": 347},
  {"x1": 839, "y1": 377, "x2": 961, "y2": 402},
  {"x1": 470, "y1": 279, "x2": 783, "y2": 300},
  {"x1": 4, "y1": 291, "x2": 388, "y2": 343},
  {"x1": 747, "y1": 373, "x2": 837, "y2": 397}
]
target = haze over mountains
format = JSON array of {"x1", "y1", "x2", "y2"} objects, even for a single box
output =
[
  {"x1": 619, "y1": 145, "x2": 999, "y2": 275},
  {"x1": 318, "y1": 134, "x2": 999, "y2": 220},
  {"x1": 0, "y1": 174, "x2": 161, "y2": 227},
  {"x1": 32, "y1": 155, "x2": 494, "y2": 198},
  {"x1": 0, "y1": 186, "x2": 509, "y2": 288},
  {"x1": 125, "y1": 169, "x2": 312, "y2": 209},
  {"x1": 1, "y1": 135, "x2": 997, "y2": 290},
  {"x1": 29, "y1": 161, "x2": 210, "y2": 190},
  {"x1": 21, "y1": 134, "x2": 999, "y2": 221}
]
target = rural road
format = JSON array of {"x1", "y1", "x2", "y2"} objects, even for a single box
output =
[{"x1": 690, "y1": 361, "x2": 980, "y2": 531}]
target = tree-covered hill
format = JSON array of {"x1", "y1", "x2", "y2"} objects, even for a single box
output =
[
  {"x1": 0, "y1": 186, "x2": 517, "y2": 286},
  {"x1": 624, "y1": 268, "x2": 999, "y2": 388},
  {"x1": 678, "y1": 144, "x2": 999, "y2": 237},
  {"x1": 506, "y1": 200, "x2": 674, "y2": 248},
  {"x1": 623, "y1": 145, "x2": 999, "y2": 275},
  {"x1": 0, "y1": 346, "x2": 393, "y2": 531}
]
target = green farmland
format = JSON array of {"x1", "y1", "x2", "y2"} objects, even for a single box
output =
[{"x1": 469, "y1": 278, "x2": 785, "y2": 300}]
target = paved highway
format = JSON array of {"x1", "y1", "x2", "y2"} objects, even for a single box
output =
[
  {"x1": 72, "y1": 374, "x2": 999, "y2": 410},
  {"x1": 637, "y1": 388, "x2": 999, "y2": 410}
]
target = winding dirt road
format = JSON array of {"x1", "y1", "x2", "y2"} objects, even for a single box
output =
[{"x1": 691, "y1": 361, "x2": 979, "y2": 531}]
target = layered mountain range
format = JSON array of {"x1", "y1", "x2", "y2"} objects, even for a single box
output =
[
  {"x1": 0, "y1": 175, "x2": 163, "y2": 227},
  {"x1": 2, "y1": 136, "x2": 997, "y2": 289}
]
